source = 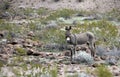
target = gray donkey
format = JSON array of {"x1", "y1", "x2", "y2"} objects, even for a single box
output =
[{"x1": 65, "y1": 26, "x2": 96, "y2": 61}]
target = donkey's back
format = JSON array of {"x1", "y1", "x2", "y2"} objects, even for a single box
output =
[{"x1": 73, "y1": 32, "x2": 95, "y2": 45}]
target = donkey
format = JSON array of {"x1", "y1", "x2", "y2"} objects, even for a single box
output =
[{"x1": 65, "y1": 26, "x2": 96, "y2": 61}]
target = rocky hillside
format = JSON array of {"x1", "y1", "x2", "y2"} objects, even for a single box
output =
[{"x1": 11, "y1": 0, "x2": 120, "y2": 13}]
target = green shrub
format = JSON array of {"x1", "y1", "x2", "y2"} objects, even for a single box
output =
[
  {"x1": 50, "y1": 66, "x2": 58, "y2": 77},
  {"x1": 106, "y1": 8, "x2": 120, "y2": 21},
  {"x1": 39, "y1": 28, "x2": 65, "y2": 44},
  {"x1": 46, "y1": 9, "x2": 76, "y2": 20},
  {"x1": 23, "y1": 8, "x2": 34, "y2": 16},
  {"x1": 0, "y1": 0, "x2": 10, "y2": 11},
  {"x1": 36, "y1": 7, "x2": 49, "y2": 16},
  {"x1": 15, "y1": 47, "x2": 27, "y2": 55},
  {"x1": 95, "y1": 65, "x2": 113, "y2": 77}
]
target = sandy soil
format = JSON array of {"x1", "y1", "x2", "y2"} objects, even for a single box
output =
[{"x1": 11, "y1": 0, "x2": 120, "y2": 13}]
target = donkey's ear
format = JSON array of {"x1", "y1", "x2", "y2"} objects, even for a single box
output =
[
  {"x1": 69, "y1": 26, "x2": 72, "y2": 30},
  {"x1": 65, "y1": 26, "x2": 68, "y2": 30}
]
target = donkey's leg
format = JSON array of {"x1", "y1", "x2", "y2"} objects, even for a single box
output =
[
  {"x1": 70, "y1": 48, "x2": 73, "y2": 62},
  {"x1": 87, "y1": 41, "x2": 95, "y2": 57},
  {"x1": 90, "y1": 42, "x2": 96, "y2": 57},
  {"x1": 73, "y1": 45, "x2": 76, "y2": 55}
]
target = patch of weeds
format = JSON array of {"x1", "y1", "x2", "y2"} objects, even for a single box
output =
[
  {"x1": 28, "y1": 22, "x2": 37, "y2": 31},
  {"x1": 9, "y1": 56, "x2": 25, "y2": 66},
  {"x1": 40, "y1": 28, "x2": 65, "y2": 44},
  {"x1": 0, "y1": 23, "x2": 17, "y2": 39},
  {"x1": 23, "y1": 8, "x2": 34, "y2": 16},
  {"x1": 6, "y1": 62, "x2": 59, "y2": 77},
  {"x1": 27, "y1": 21, "x2": 43, "y2": 31},
  {"x1": 106, "y1": 8, "x2": 120, "y2": 21},
  {"x1": 15, "y1": 47, "x2": 27, "y2": 55},
  {"x1": 39, "y1": 9, "x2": 77, "y2": 24},
  {"x1": 94, "y1": 65, "x2": 113, "y2": 77},
  {"x1": 46, "y1": 9, "x2": 77, "y2": 20},
  {"x1": 0, "y1": 22, "x2": 24, "y2": 39},
  {"x1": 0, "y1": 61, "x2": 4, "y2": 68},
  {"x1": 77, "y1": 10, "x2": 96, "y2": 16},
  {"x1": 0, "y1": 23, "x2": 14, "y2": 31},
  {"x1": 36, "y1": 7, "x2": 49, "y2": 16},
  {"x1": 0, "y1": 0, "x2": 10, "y2": 11},
  {"x1": 49, "y1": 66, "x2": 58, "y2": 77}
]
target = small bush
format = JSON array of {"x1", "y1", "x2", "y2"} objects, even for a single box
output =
[
  {"x1": 37, "y1": 7, "x2": 48, "y2": 16},
  {"x1": 23, "y1": 8, "x2": 34, "y2": 16},
  {"x1": 94, "y1": 65, "x2": 113, "y2": 77},
  {"x1": 0, "y1": 0, "x2": 10, "y2": 11},
  {"x1": 39, "y1": 28, "x2": 65, "y2": 44},
  {"x1": 46, "y1": 9, "x2": 76, "y2": 20},
  {"x1": 106, "y1": 8, "x2": 120, "y2": 21},
  {"x1": 50, "y1": 66, "x2": 58, "y2": 77},
  {"x1": 15, "y1": 47, "x2": 27, "y2": 55}
]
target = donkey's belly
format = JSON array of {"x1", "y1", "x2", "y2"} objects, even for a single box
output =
[
  {"x1": 77, "y1": 37, "x2": 88, "y2": 45},
  {"x1": 77, "y1": 40, "x2": 88, "y2": 44}
]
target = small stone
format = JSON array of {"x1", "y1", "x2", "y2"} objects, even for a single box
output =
[
  {"x1": 113, "y1": 70, "x2": 120, "y2": 76},
  {"x1": 112, "y1": 66, "x2": 118, "y2": 70},
  {"x1": 0, "y1": 31, "x2": 4, "y2": 38},
  {"x1": 23, "y1": 43, "x2": 33, "y2": 48},
  {"x1": 63, "y1": 51, "x2": 71, "y2": 56},
  {"x1": 94, "y1": 56, "x2": 101, "y2": 61},
  {"x1": 0, "y1": 54, "x2": 8, "y2": 60},
  {"x1": 101, "y1": 56, "x2": 108, "y2": 60},
  {"x1": 106, "y1": 56, "x2": 117, "y2": 65},
  {"x1": 9, "y1": 38, "x2": 19, "y2": 45},
  {"x1": 27, "y1": 31, "x2": 35, "y2": 37},
  {"x1": 92, "y1": 63, "x2": 100, "y2": 67}
]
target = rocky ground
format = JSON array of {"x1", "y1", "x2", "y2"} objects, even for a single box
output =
[
  {"x1": 0, "y1": 1, "x2": 120, "y2": 76},
  {"x1": 0, "y1": 17, "x2": 120, "y2": 77},
  {"x1": 11, "y1": 0, "x2": 120, "y2": 13}
]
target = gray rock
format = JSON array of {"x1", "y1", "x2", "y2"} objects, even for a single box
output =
[
  {"x1": 106, "y1": 56, "x2": 118, "y2": 65},
  {"x1": 96, "y1": 46, "x2": 107, "y2": 56},
  {"x1": 78, "y1": 72, "x2": 90, "y2": 77},
  {"x1": 0, "y1": 39, "x2": 7, "y2": 44},
  {"x1": 81, "y1": 16, "x2": 96, "y2": 21},
  {"x1": 57, "y1": 17, "x2": 65, "y2": 22},
  {"x1": 46, "y1": 20, "x2": 58, "y2": 28},
  {"x1": 43, "y1": 43, "x2": 67, "y2": 50}
]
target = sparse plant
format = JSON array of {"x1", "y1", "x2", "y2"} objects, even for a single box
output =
[
  {"x1": 106, "y1": 8, "x2": 120, "y2": 21},
  {"x1": 37, "y1": 7, "x2": 48, "y2": 16},
  {"x1": 94, "y1": 65, "x2": 113, "y2": 77},
  {"x1": 49, "y1": 66, "x2": 58, "y2": 77},
  {"x1": 46, "y1": 9, "x2": 76, "y2": 20},
  {"x1": 23, "y1": 8, "x2": 34, "y2": 16},
  {"x1": 0, "y1": 0, "x2": 10, "y2": 11},
  {"x1": 39, "y1": 28, "x2": 65, "y2": 44},
  {"x1": 15, "y1": 47, "x2": 27, "y2": 55}
]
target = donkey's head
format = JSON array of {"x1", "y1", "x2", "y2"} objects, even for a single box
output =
[{"x1": 65, "y1": 26, "x2": 72, "y2": 42}]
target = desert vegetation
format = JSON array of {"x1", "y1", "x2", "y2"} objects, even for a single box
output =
[{"x1": 0, "y1": 0, "x2": 120, "y2": 77}]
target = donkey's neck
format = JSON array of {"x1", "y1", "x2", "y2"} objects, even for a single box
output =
[{"x1": 73, "y1": 34, "x2": 77, "y2": 45}]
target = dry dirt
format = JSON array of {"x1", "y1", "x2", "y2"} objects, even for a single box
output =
[{"x1": 11, "y1": 0, "x2": 120, "y2": 13}]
